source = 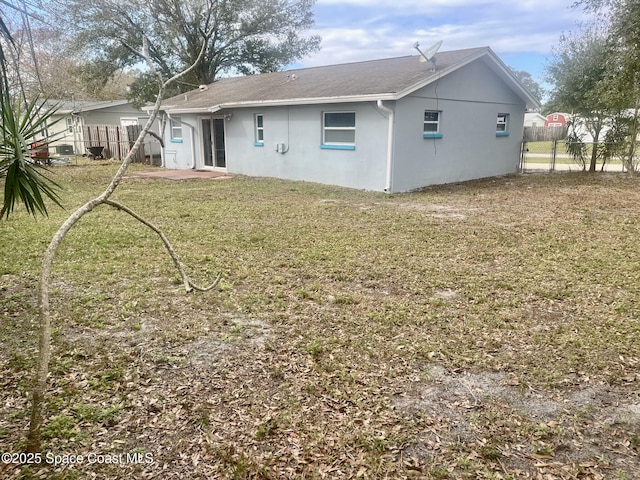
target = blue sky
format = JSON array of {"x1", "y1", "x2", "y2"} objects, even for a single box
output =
[{"x1": 298, "y1": 0, "x2": 591, "y2": 88}]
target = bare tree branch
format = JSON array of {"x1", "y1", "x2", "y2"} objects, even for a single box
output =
[
  {"x1": 103, "y1": 199, "x2": 221, "y2": 293},
  {"x1": 26, "y1": 27, "x2": 215, "y2": 452}
]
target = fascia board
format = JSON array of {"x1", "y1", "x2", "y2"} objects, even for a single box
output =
[
  {"x1": 217, "y1": 93, "x2": 397, "y2": 110},
  {"x1": 162, "y1": 95, "x2": 396, "y2": 114},
  {"x1": 162, "y1": 107, "x2": 215, "y2": 114}
]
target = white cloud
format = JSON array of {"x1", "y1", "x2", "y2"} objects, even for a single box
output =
[
  {"x1": 298, "y1": 0, "x2": 590, "y2": 79},
  {"x1": 315, "y1": 0, "x2": 488, "y2": 9}
]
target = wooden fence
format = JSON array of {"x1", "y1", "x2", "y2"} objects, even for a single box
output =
[
  {"x1": 82, "y1": 124, "x2": 145, "y2": 162},
  {"x1": 523, "y1": 125, "x2": 568, "y2": 142}
]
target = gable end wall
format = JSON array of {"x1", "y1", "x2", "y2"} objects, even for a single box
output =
[{"x1": 392, "y1": 59, "x2": 525, "y2": 192}]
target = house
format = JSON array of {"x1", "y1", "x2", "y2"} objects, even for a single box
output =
[
  {"x1": 45, "y1": 99, "x2": 160, "y2": 158},
  {"x1": 524, "y1": 112, "x2": 568, "y2": 141},
  {"x1": 159, "y1": 46, "x2": 540, "y2": 193},
  {"x1": 524, "y1": 112, "x2": 547, "y2": 127},
  {"x1": 544, "y1": 112, "x2": 569, "y2": 127},
  {"x1": 549, "y1": 112, "x2": 613, "y2": 143}
]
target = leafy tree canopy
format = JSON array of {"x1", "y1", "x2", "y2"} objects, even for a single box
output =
[
  {"x1": 545, "y1": 24, "x2": 622, "y2": 172},
  {"x1": 509, "y1": 67, "x2": 545, "y2": 105},
  {"x1": 545, "y1": 25, "x2": 620, "y2": 116},
  {"x1": 572, "y1": 0, "x2": 640, "y2": 105},
  {"x1": 57, "y1": 0, "x2": 321, "y2": 106}
]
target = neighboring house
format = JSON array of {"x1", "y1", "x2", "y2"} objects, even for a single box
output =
[
  {"x1": 569, "y1": 119, "x2": 612, "y2": 143},
  {"x1": 544, "y1": 112, "x2": 569, "y2": 127},
  {"x1": 159, "y1": 46, "x2": 540, "y2": 193},
  {"x1": 45, "y1": 99, "x2": 160, "y2": 158},
  {"x1": 551, "y1": 112, "x2": 613, "y2": 143},
  {"x1": 524, "y1": 112, "x2": 547, "y2": 127},
  {"x1": 524, "y1": 112, "x2": 568, "y2": 141}
]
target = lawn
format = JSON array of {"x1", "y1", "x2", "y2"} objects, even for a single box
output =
[{"x1": 1, "y1": 163, "x2": 640, "y2": 479}]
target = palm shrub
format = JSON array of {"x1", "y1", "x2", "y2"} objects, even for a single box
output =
[
  {"x1": 0, "y1": 98, "x2": 64, "y2": 218},
  {"x1": 565, "y1": 130, "x2": 588, "y2": 171},
  {"x1": 0, "y1": 14, "x2": 64, "y2": 219}
]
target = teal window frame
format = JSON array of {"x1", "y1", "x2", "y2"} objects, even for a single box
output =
[
  {"x1": 496, "y1": 113, "x2": 510, "y2": 136},
  {"x1": 170, "y1": 116, "x2": 183, "y2": 142},
  {"x1": 322, "y1": 111, "x2": 356, "y2": 148},
  {"x1": 255, "y1": 114, "x2": 264, "y2": 145},
  {"x1": 423, "y1": 110, "x2": 442, "y2": 139},
  {"x1": 320, "y1": 144, "x2": 356, "y2": 150}
]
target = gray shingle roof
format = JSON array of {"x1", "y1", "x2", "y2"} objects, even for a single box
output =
[
  {"x1": 162, "y1": 47, "x2": 539, "y2": 112},
  {"x1": 44, "y1": 99, "x2": 132, "y2": 114}
]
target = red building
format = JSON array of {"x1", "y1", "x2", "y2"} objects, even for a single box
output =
[{"x1": 544, "y1": 112, "x2": 568, "y2": 127}]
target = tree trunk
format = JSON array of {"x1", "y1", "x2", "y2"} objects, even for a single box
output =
[
  {"x1": 26, "y1": 82, "x2": 166, "y2": 452},
  {"x1": 589, "y1": 142, "x2": 598, "y2": 173},
  {"x1": 26, "y1": 138, "x2": 153, "y2": 452},
  {"x1": 589, "y1": 127, "x2": 602, "y2": 173},
  {"x1": 27, "y1": 199, "x2": 102, "y2": 452},
  {"x1": 627, "y1": 104, "x2": 640, "y2": 173},
  {"x1": 26, "y1": 35, "x2": 213, "y2": 453}
]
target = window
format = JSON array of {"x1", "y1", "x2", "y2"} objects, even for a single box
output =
[
  {"x1": 321, "y1": 112, "x2": 356, "y2": 149},
  {"x1": 254, "y1": 114, "x2": 264, "y2": 146},
  {"x1": 65, "y1": 117, "x2": 73, "y2": 134},
  {"x1": 552, "y1": 114, "x2": 559, "y2": 121},
  {"x1": 423, "y1": 110, "x2": 443, "y2": 138},
  {"x1": 496, "y1": 113, "x2": 509, "y2": 136},
  {"x1": 170, "y1": 116, "x2": 183, "y2": 142}
]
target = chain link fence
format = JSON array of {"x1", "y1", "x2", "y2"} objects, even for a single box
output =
[
  {"x1": 520, "y1": 126, "x2": 631, "y2": 172},
  {"x1": 521, "y1": 140, "x2": 632, "y2": 172}
]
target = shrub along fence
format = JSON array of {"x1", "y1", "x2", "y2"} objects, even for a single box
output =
[
  {"x1": 519, "y1": 125, "x2": 635, "y2": 172},
  {"x1": 520, "y1": 139, "x2": 628, "y2": 172}
]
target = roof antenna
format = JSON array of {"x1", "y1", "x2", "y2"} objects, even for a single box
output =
[{"x1": 414, "y1": 40, "x2": 443, "y2": 71}]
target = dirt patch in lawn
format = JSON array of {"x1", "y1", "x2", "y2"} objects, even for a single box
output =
[
  {"x1": 132, "y1": 169, "x2": 233, "y2": 181},
  {"x1": 392, "y1": 366, "x2": 639, "y2": 478},
  {"x1": 396, "y1": 202, "x2": 477, "y2": 220},
  {"x1": 185, "y1": 316, "x2": 272, "y2": 368}
]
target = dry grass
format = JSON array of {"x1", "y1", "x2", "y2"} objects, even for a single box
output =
[{"x1": 1, "y1": 163, "x2": 640, "y2": 479}]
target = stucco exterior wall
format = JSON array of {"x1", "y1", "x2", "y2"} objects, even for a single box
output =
[
  {"x1": 81, "y1": 104, "x2": 143, "y2": 125},
  {"x1": 164, "y1": 103, "x2": 390, "y2": 192},
  {"x1": 163, "y1": 114, "x2": 198, "y2": 169},
  {"x1": 226, "y1": 103, "x2": 389, "y2": 191},
  {"x1": 391, "y1": 59, "x2": 525, "y2": 192}
]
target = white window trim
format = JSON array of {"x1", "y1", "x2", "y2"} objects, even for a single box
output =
[
  {"x1": 423, "y1": 110, "x2": 443, "y2": 138},
  {"x1": 496, "y1": 113, "x2": 510, "y2": 136},
  {"x1": 170, "y1": 116, "x2": 183, "y2": 142},
  {"x1": 322, "y1": 111, "x2": 356, "y2": 148}
]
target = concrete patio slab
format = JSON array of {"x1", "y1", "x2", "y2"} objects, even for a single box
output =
[{"x1": 133, "y1": 169, "x2": 233, "y2": 180}]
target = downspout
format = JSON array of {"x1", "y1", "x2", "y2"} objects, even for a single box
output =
[
  {"x1": 158, "y1": 113, "x2": 166, "y2": 168},
  {"x1": 147, "y1": 107, "x2": 167, "y2": 167},
  {"x1": 376, "y1": 100, "x2": 394, "y2": 193},
  {"x1": 167, "y1": 113, "x2": 196, "y2": 169}
]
